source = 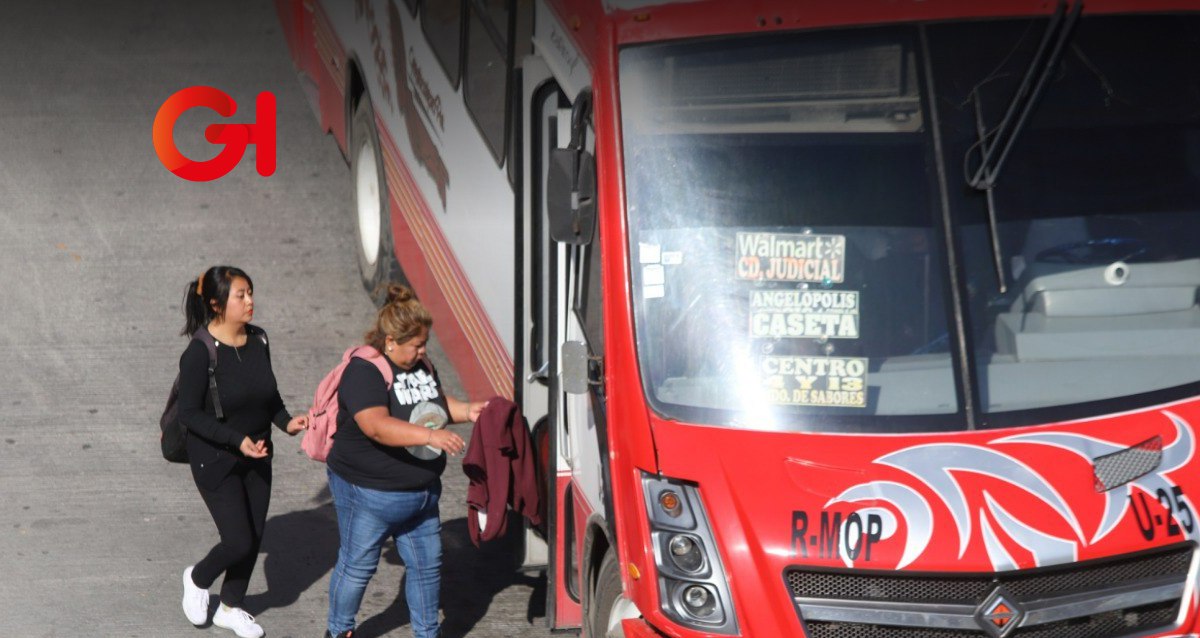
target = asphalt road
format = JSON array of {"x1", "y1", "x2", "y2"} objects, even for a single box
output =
[{"x1": 0, "y1": 1, "x2": 551, "y2": 636}]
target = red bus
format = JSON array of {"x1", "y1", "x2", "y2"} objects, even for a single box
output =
[{"x1": 274, "y1": 1, "x2": 1200, "y2": 636}]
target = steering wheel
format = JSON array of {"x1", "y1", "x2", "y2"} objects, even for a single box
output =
[{"x1": 1034, "y1": 237, "x2": 1149, "y2": 264}]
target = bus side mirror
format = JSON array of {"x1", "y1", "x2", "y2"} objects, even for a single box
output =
[{"x1": 547, "y1": 148, "x2": 597, "y2": 245}]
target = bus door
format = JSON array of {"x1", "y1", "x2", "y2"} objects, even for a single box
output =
[
  {"x1": 540, "y1": 86, "x2": 607, "y2": 629},
  {"x1": 522, "y1": 52, "x2": 586, "y2": 625}
]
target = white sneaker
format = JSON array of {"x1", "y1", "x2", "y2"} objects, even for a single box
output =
[
  {"x1": 213, "y1": 604, "x2": 265, "y2": 638},
  {"x1": 181, "y1": 566, "x2": 210, "y2": 625}
]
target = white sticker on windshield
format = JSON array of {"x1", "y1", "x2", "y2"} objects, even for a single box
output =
[
  {"x1": 643, "y1": 264, "x2": 665, "y2": 286},
  {"x1": 735, "y1": 232, "x2": 845, "y2": 283},
  {"x1": 643, "y1": 284, "x2": 665, "y2": 299},
  {"x1": 661, "y1": 251, "x2": 683, "y2": 266},
  {"x1": 749, "y1": 290, "x2": 859, "y2": 339},
  {"x1": 639, "y1": 242, "x2": 661, "y2": 264},
  {"x1": 760, "y1": 355, "x2": 867, "y2": 408}
]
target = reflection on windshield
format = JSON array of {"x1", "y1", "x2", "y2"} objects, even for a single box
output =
[
  {"x1": 621, "y1": 29, "x2": 958, "y2": 431},
  {"x1": 636, "y1": 225, "x2": 954, "y2": 425},
  {"x1": 621, "y1": 13, "x2": 1200, "y2": 432}
]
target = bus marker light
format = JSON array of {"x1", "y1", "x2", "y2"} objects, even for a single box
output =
[{"x1": 659, "y1": 490, "x2": 682, "y2": 517}]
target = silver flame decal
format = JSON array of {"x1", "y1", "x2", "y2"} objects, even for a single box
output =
[
  {"x1": 825, "y1": 411, "x2": 1195, "y2": 569},
  {"x1": 984, "y1": 491, "x2": 1078, "y2": 568},
  {"x1": 877, "y1": 443, "x2": 1084, "y2": 559},
  {"x1": 998, "y1": 411, "x2": 1196, "y2": 544},
  {"x1": 829, "y1": 481, "x2": 932, "y2": 569}
]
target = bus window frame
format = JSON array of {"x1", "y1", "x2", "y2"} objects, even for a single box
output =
[
  {"x1": 463, "y1": 0, "x2": 516, "y2": 165},
  {"x1": 421, "y1": 0, "x2": 465, "y2": 89}
]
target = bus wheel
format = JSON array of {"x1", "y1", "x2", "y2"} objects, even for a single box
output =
[
  {"x1": 589, "y1": 549, "x2": 635, "y2": 638},
  {"x1": 350, "y1": 94, "x2": 403, "y2": 305}
]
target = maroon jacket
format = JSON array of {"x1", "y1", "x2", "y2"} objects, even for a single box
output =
[{"x1": 462, "y1": 398, "x2": 543, "y2": 546}]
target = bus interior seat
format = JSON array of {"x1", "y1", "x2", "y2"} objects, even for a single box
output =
[
  {"x1": 994, "y1": 257, "x2": 1200, "y2": 360},
  {"x1": 1017, "y1": 216, "x2": 1089, "y2": 277}
]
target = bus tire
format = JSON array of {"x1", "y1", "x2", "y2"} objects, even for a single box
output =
[
  {"x1": 588, "y1": 548, "x2": 628, "y2": 638},
  {"x1": 350, "y1": 93, "x2": 404, "y2": 305}
]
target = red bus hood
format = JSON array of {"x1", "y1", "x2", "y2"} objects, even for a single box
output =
[{"x1": 651, "y1": 400, "x2": 1200, "y2": 574}]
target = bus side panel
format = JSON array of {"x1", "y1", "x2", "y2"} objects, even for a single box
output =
[
  {"x1": 376, "y1": 123, "x2": 513, "y2": 400},
  {"x1": 311, "y1": 3, "x2": 348, "y2": 151},
  {"x1": 306, "y1": 0, "x2": 516, "y2": 400},
  {"x1": 271, "y1": 0, "x2": 308, "y2": 70},
  {"x1": 320, "y1": 0, "x2": 516, "y2": 400},
  {"x1": 272, "y1": 0, "x2": 347, "y2": 148}
]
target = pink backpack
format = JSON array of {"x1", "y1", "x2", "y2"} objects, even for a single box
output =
[{"x1": 301, "y1": 345, "x2": 393, "y2": 462}]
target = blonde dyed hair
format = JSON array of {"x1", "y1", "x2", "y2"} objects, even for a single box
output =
[{"x1": 365, "y1": 284, "x2": 433, "y2": 352}]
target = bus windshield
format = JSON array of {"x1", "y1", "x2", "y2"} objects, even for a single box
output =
[{"x1": 619, "y1": 14, "x2": 1200, "y2": 432}]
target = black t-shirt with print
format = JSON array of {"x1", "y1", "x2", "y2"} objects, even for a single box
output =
[{"x1": 327, "y1": 356, "x2": 449, "y2": 491}]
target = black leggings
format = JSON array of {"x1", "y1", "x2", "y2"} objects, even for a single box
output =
[{"x1": 192, "y1": 460, "x2": 272, "y2": 607}]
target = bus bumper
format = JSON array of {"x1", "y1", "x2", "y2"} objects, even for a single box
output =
[{"x1": 621, "y1": 618, "x2": 669, "y2": 637}]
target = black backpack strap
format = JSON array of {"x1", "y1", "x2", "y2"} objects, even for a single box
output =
[{"x1": 192, "y1": 327, "x2": 224, "y2": 420}]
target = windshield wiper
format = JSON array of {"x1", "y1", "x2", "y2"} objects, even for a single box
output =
[{"x1": 965, "y1": 0, "x2": 1083, "y2": 294}]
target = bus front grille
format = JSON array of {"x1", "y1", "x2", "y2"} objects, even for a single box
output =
[{"x1": 788, "y1": 543, "x2": 1192, "y2": 638}]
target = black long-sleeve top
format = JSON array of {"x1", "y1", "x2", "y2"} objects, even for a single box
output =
[{"x1": 177, "y1": 330, "x2": 291, "y2": 450}]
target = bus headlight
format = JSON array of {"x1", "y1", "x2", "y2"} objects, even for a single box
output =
[
  {"x1": 680, "y1": 583, "x2": 718, "y2": 618},
  {"x1": 668, "y1": 534, "x2": 704, "y2": 573},
  {"x1": 642, "y1": 474, "x2": 739, "y2": 635}
]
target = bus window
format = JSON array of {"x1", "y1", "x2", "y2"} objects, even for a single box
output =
[
  {"x1": 474, "y1": 0, "x2": 509, "y2": 35},
  {"x1": 422, "y1": 0, "x2": 463, "y2": 87},
  {"x1": 931, "y1": 15, "x2": 1200, "y2": 418},
  {"x1": 621, "y1": 28, "x2": 960, "y2": 430},
  {"x1": 465, "y1": 0, "x2": 511, "y2": 163}
]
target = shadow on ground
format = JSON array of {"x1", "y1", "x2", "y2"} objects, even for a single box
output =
[
  {"x1": 244, "y1": 485, "x2": 340, "y2": 615},
  {"x1": 242, "y1": 487, "x2": 544, "y2": 638},
  {"x1": 356, "y1": 511, "x2": 546, "y2": 638}
]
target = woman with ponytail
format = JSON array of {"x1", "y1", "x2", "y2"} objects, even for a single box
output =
[
  {"x1": 176, "y1": 266, "x2": 308, "y2": 638},
  {"x1": 323, "y1": 283, "x2": 486, "y2": 638}
]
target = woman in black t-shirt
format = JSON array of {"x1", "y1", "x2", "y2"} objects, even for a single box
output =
[
  {"x1": 324, "y1": 284, "x2": 485, "y2": 638},
  {"x1": 176, "y1": 266, "x2": 308, "y2": 638}
]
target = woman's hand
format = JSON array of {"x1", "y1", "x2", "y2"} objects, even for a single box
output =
[
  {"x1": 285, "y1": 415, "x2": 309, "y2": 436},
  {"x1": 239, "y1": 437, "x2": 269, "y2": 458},
  {"x1": 447, "y1": 396, "x2": 490, "y2": 424},
  {"x1": 467, "y1": 400, "x2": 489, "y2": 423},
  {"x1": 428, "y1": 428, "x2": 466, "y2": 456}
]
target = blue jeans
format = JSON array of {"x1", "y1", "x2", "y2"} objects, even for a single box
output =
[{"x1": 327, "y1": 468, "x2": 443, "y2": 637}]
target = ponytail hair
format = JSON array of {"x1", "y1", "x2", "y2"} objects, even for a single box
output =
[
  {"x1": 180, "y1": 266, "x2": 254, "y2": 336},
  {"x1": 365, "y1": 284, "x2": 433, "y2": 351}
]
